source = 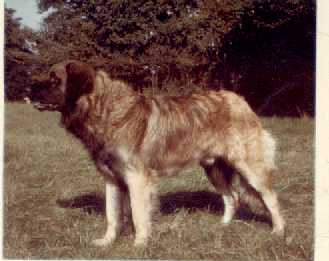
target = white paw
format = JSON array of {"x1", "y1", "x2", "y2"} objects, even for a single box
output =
[
  {"x1": 134, "y1": 236, "x2": 148, "y2": 248},
  {"x1": 92, "y1": 237, "x2": 114, "y2": 247},
  {"x1": 271, "y1": 227, "x2": 285, "y2": 238},
  {"x1": 221, "y1": 216, "x2": 233, "y2": 225},
  {"x1": 271, "y1": 220, "x2": 286, "y2": 237}
]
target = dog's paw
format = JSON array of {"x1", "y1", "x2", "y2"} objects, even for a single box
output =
[
  {"x1": 133, "y1": 236, "x2": 148, "y2": 248},
  {"x1": 221, "y1": 216, "x2": 233, "y2": 225},
  {"x1": 92, "y1": 237, "x2": 114, "y2": 247},
  {"x1": 271, "y1": 227, "x2": 285, "y2": 238}
]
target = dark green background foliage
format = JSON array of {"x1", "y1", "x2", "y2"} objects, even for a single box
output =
[
  {"x1": 5, "y1": 8, "x2": 37, "y2": 100},
  {"x1": 5, "y1": 0, "x2": 315, "y2": 116}
]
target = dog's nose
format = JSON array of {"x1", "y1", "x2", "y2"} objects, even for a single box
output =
[{"x1": 30, "y1": 80, "x2": 47, "y2": 101}]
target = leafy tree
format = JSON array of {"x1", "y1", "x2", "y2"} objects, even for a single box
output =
[
  {"x1": 220, "y1": 0, "x2": 315, "y2": 115},
  {"x1": 37, "y1": 0, "x2": 250, "y2": 66},
  {"x1": 4, "y1": 7, "x2": 41, "y2": 100},
  {"x1": 35, "y1": 0, "x2": 255, "y2": 89},
  {"x1": 33, "y1": 0, "x2": 315, "y2": 115}
]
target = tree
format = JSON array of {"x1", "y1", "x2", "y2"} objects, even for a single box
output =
[
  {"x1": 219, "y1": 0, "x2": 315, "y2": 115},
  {"x1": 33, "y1": 0, "x2": 315, "y2": 115},
  {"x1": 4, "y1": 7, "x2": 40, "y2": 100},
  {"x1": 37, "y1": 0, "x2": 251, "y2": 66},
  {"x1": 35, "y1": 0, "x2": 255, "y2": 89}
]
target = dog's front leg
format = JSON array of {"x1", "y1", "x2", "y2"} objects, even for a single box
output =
[
  {"x1": 92, "y1": 182, "x2": 122, "y2": 247},
  {"x1": 125, "y1": 168, "x2": 157, "y2": 247}
]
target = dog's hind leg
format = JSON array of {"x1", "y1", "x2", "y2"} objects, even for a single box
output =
[
  {"x1": 233, "y1": 160, "x2": 285, "y2": 235},
  {"x1": 202, "y1": 159, "x2": 239, "y2": 225},
  {"x1": 216, "y1": 128, "x2": 285, "y2": 235}
]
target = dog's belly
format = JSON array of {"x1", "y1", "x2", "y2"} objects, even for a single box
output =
[
  {"x1": 153, "y1": 162, "x2": 198, "y2": 177},
  {"x1": 147, "y1": 151, "x2": 215, "y2": 177}
]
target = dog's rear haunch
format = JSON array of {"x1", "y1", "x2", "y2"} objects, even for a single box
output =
[{"x1": 31, "y1": 60, "x2": 285, "y2": 247}]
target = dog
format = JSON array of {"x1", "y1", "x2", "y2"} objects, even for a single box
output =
[{"x1": 31, "y1": 60, "x2": 285, "y2": 247}]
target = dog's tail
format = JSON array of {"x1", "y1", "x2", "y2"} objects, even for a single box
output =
[
  {"x1": 261, "y1": 129, "x2": 277, "y2": 171},
  {"x1": 232, "y1": 130, "x2": 277, "y2": 215}
]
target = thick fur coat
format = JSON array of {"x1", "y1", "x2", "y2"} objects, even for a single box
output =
[{"x1": 32, "y1": 60, "x2": 285, "y2": 247}]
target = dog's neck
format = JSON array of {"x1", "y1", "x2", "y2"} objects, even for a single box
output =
[{"x1": 61, "y1": 71, "x2": 140, "y2": 150}]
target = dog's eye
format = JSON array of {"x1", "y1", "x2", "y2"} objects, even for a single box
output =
[{"x1": 49, "y1": 77, "x2": 59, "y2": 86}]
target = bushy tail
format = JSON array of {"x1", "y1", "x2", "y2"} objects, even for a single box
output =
[{"x1": 261, "y1": 130, "x2": 277, "y2": 171}]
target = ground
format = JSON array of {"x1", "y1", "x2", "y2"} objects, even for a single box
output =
[{"x1": 4, "y1": 103, "x2": 314, "y2": 260}]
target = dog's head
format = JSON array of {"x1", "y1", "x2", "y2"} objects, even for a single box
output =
[{"x1": 31, "y1": 60, "x2": 95, "y2": 112}]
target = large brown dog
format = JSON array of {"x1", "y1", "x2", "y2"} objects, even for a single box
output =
[{"x1": 31, "y1": 60, "x2": 285, "y2": 247}]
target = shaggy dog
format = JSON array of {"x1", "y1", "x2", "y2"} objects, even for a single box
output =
[{"x1": 31, "y1": 60, "x2": 285, "y2": 247}]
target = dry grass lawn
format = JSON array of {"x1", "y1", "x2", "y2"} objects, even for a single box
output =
[{"x1": 4, "y1": 103, "x2": 314, "y2": 260}]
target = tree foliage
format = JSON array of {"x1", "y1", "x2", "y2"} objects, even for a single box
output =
[
  {"x1": 4, "y1": 7, "x2": 38, "y2": 100},
  {"x1": 36, "y1": 0, "x2": 252, "y2": 66},
  {"x1": 5, "y1": 0, "x2": 315, "y2": 115},
  {"x1": 220, "y1": 0, "x2": 315, "y2": 115}
]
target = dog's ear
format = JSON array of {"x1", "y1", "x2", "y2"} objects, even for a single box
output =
[{"x1": 64, "y1": 61, "x2": 95, "y2": 108}]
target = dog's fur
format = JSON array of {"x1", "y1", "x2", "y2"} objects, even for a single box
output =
[{"x1": 31, "y1": 60, "x2": 285, "y2": 247}]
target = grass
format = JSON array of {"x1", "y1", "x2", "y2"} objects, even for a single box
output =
[{"x1": 4, "y1": 102, "x2": 314, "y2": 260}]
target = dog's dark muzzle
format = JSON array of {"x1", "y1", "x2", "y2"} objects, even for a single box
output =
[{"x1": 30, "y1": 82, "x2": 63, "y2": 111}]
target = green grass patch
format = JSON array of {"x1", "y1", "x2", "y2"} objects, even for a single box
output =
[{"x1": 4, "y1": 103, "x2": 314, "y2": 260}]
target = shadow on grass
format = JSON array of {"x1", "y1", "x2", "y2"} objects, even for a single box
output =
[
  {"x1": 160, "y1": 191, "x2": 271, "y2": 225},
  {"x1": 56, "y1": 190, "x2": 271, "y2": 225},
  {"x1": 56, "y1": 193, "x2": 105, "y2": 215}
]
